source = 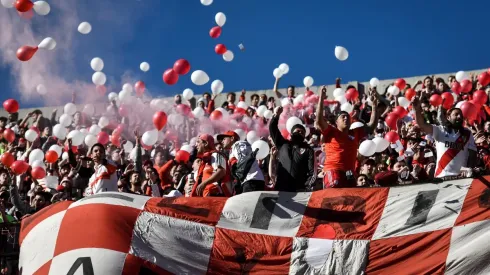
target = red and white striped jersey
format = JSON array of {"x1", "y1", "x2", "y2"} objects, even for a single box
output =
[{"x1": 432, "y1": 125, "x2": 476, "y2": 178}]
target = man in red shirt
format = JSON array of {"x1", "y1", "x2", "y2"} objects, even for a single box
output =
[{"x1": 315, "y1": 85, "x2": 379, "y2": 188}]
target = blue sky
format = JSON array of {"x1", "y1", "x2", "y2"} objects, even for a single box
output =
[{"x1": 1, "y1": 0, "x2": 489, "y2": 107}]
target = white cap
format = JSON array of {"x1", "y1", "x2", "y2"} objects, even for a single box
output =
[{"x1": 164, "y1": 190, "x2": 183, "y2": 198}]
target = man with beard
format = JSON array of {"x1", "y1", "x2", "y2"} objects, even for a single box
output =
[
  {"x1": 413, "y1": 96, "x2": 477, "y2": 177},
  {"x1": 269, "y1": 106, "x2": 315, "y2": 192}
]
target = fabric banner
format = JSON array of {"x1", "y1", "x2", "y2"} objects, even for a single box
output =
[{"x1": 18, "y1": 177, "x2": 490, "y2": 274}]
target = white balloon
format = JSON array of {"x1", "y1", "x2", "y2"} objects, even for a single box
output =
[
  {"x1": 90, "y1": 57, "x2": 104, "y2": 72},
  {"x1": 67, "y1": 130, "x2": 83, "y2": 146},
  {"x1": 279, "y1": 63, "x2": 289, "y2": 75},
  {"x1": 79, "y1": 128, "x2": 88, "y2": 137},
  {"x1": 25, "y1": 129, "x2": 38, "y2": 142},
  {"x1": 273, "y1": 68, "x2": 283, "y2": 79},
  {"x1": 335, "y1": 96, "x2": 347, "y2": 105},
  {"x1": 182, "y1": 88, "x2": 194, "y2": 100},
  {"x1": 98, "y1": 116, "x2": 109, "y2": 128},
  {"x1": 49, "y1": 145, "x2": 62, "y2": 157},
  {"x1": 234, "y1": 129, "x2": 246, "y2": 141},
  {"x1": 200, "y1": 0, "x2": 213, "y2": 6},
  {"x1": 33, "y1": 1, "x2": 50, "y2": 15},
  {"x1": 211, "y1": 79, "x2": 224, "y2": 95},
  {"x1": 78, "y1": 22, "x2": 92, "y2": 34},
  {"x1": 398, "y1": 97, "x2": 410, "y2": 108},
  {"x1": 215, "y1": 107, "x2": 229, "y2": 121},
  {"x1": 455, "y1": 101, "x2": 464, "y2": 109},
  {"x1": 215, "y1": 12, "x2": 226, "y2": 27},
  {"x1": 263, "y1": 110, "x2": 273, "y2": 119},
  {"x1": 350, "y1": 122, "x2": 364, "y2": 130},
  {"x1": 122, "y1": 83, "x2": 133, "y2": 93},
  {"x1": 30, "y1": 149, "x2": 45, "y2": 162},
  {"x1": 140, "y1": 62, "x2": 150, "y2": 72},
  {"x1": 388, "y1": 85, "x2": 400, "y2": 96},
  {"x1": 31, "y1": 160, "x2": 45, "y2": 169},
  {"x1": 62, "y1": 152, "x2": 69, "y2": 161},
  {"x1": 123, "y1": 141, "x2": 134, "y2": 152},
  {"x1": 303, "y1": 76, "x2": 314, "y2": 87},
  {"x1": 246, "y1": 131, "x2": 259, "y2": 144},
  {"x1": 281, "y1": 97, "x2": 291, "y2": 107},
  {"x1": 191, "y1": 70, "x2": 210, "y2": 86},
  {"x1": 242, "y1": 116, "x2": 252, "y2": 127},
  {"x1": 142, "y1": 130, "x2": 158, "y2": 146},
  {"x1": 455, "y1": 71, "x2": 468, "y2": 82},
  {"x1": 92, "y1": 72, "x2": 107, "y2": 86},
  {"x1": 53, "y1": 124, "x2": 67, "y2": 140},
  {"x1": 0, "y1": 0, "x2": 14, "y2": 8},
  {"x1": 335, "y1": 46, "x2": 349, "y2": 61},
  {"x1": 370, "y1": 77, "x2": 380, "y2": 87},
  {"x1": 293, "y1": 95, "x2": 304, "y2": 105},
  {"x1": 59, "y1": 114, "x2": 72, "y2": 127},
  {"x1": 64, "y1": 103, "x2": 77, "y2": 115},
  {"x1": 359, "y1": 140, "x2": 376, "y2": 157},
  {"x1": 341, "y1": 102, "x2": 353, "y2": 113},
  {"x1": 180, "y1": 145, "x2": 193, "y2": 153},
  {"x1": 237, "y1": 101, "x2": 248, "y2": 110},
  {"x1": 256, "y1": 105, "x2": 268, "y2": 117},
  {"x1": 34, "y1": 85, "x2": 47, "y2": 97},
  {"x1": 108, "y1": 92, "x2": 118, "y2": 102},
  {"x1": 118, "y1": 89, "x2": 132, "y2": 103},
  {"x1": 286, "y1": 116, "x2": 303, "y2": 133},
  {"x1": 333, "y1": 88, "x2": 345, "y2": 98},
  {"x1": 82, "y1": 104, "x2": 95, "y2": 116},
  {"x1": 38, "y1": 37, "x2": 56, "y2": 50},
  {"x1": 251, "y1": 140, "x2": 270, "y2": 160},
  {"x1": 372, "y1": 137, "x2": 389, "y2": 153},
  {"x1": 192, "y1": 107, "x2": 205, "y2": 118},
  {"x1": 223, "y1": 50, "x2": 234, "y2": 62},
  {"x1": 84, "y1": 134, "x2": 97, "y2": 148},
  {"x1": 89, "y1": 124, "x2": 101, "y2": 135}
]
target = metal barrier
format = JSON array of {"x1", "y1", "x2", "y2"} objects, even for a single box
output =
[{"x1": 0, "y1": 223, "x2": 20, "y2": 275}]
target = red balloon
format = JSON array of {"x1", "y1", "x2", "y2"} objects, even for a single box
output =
[
  {"x1": 176, "y1": 104, "x2": 191, "y2": 116},
  {"x1": 175, "y1": 150, "x2": 190, "y2": 163},
  {"x1": 96, "y1": 85, "x2": 106, "y2": 96},
  {"x1": 153, "y1": 111, "x2": 168, "y2": 131},
  {"x1": 210, "y1": 110, "x2": 223, "y2": 121},
  {"x1": 345, "y1": 88, "x2": 359, "y2": 101},
  {"x1": 394, "y1": 78, "x2": 407, "y2": 90},
  {"x1": 460, "y1": 79, "x2": 473, "y2": 93},
  {"x1": 451, "y1": 81, "x2": 462, "y2": 94},
  {"x1": 118, "y1": 104, "x2": 130, "y2": 117},
  {"x1": 478, "y1": 72, "x2": 490, "y2": 87},
  {"x1": 215, "y1": 44, "x2": 227, "y2": 55},
  {"x1": 173, "y1": 59, "x2": 191, "y2": 75},
  {"x1": 110, "y1": 135, "x2": 121, "y2": 147},
  {"x1": 11, "y1": 160, "x2": 29, "y2": 175},
  {"x1": 64, "y1": 144, "x2": 78, "y2": 154},
  {"x1": 115, "y1": 124, "x2": 125, "y2": 135},
  {"x1": 405, "y1": 88, "x2": 416, "y2": 100},
  {"x1": 385, "y1": 113, "x2": 399, "y2": 130},
  {"x1": 305, "y1": 90, "x2": 314, "y2": 97},
  {"x1": 460, "y1": 102, "x2": 477, "y2": 120},
  {"x1": 3, "y1": 129, "x2": 15, "y2": 143},
  {"x1": 3, "y1": 99, "x2": 19, "y2": 113},
  {"x1": 15, "y1": 0, "x2": 33, "y2": 12},
  {"x1": 441, "y1": 92, "x2": 455, "y2": 109},
  {"x1": 31, "y1": 166, "x2": 46, "y2": 180},
  {"x1": 385, "y1": 131, "x2": 400, "y2": 143},
  {"x1": 135, "y1": 81, "x2": 145, "y2": 96},
  {"x1": 280, "y1": 128, "x2": 290, "y2": 140},
  {"x1": 163, "y1": 68, "x2": 179, "y2": 85},
  {"x1": 209, "y1": 26, "x2": 222, "y2": 39},
  {"x1": 1, "y1": 152, "x2": 15, "y2": 167},
  {"x1": 16, "y1": 45, "x2": 38, "y2": 61},
  {"x1": 234, "y1": 108, "x2": 246, "y2": 115},
  {"x1": 45, "y1": 150, "x2": 58, "y2": 163},
  {"x1": 97, "y1": 132, "x2": 110, "y2": 145},
  {"x1": 473, "y1": 90, "x2": 488, "y2": 105},
  {"x1": 393, "y1": 106, "x2": 408, "y2": 118},
  {"x1": 429, "y1": 94, "x2": 443, "y2": 107}
]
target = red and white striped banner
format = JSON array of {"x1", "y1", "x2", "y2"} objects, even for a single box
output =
[{"x1": 19, "y1": 177, "x2": 490, "y2": 274}]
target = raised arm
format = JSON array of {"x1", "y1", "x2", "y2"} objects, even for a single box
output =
[
  {"x1": 365, "y1": 93, "x2": 379, "y2": 133},
  {"x1": 269, "y1": 107, "x2": 286, "y2": 148},
  {"x1": 315, "y1": 85, "x2": 328, "y2": 132},
  {"x1": 273, "y1": 78, "x2": 284, "y2": 99},
  {"x1": 412, "y1": 95, "x2": 433, "y2": 135}
]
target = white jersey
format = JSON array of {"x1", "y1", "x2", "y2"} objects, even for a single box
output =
[
  {"x1": 432, "y1": 125, "x2": 476, "y2": 178},
  {"x1": 85, "y1": 160, "x2": 118, "y2": 196},
  {"x1": 230, "y1": 141, "x2": 264, "y2": 183}
]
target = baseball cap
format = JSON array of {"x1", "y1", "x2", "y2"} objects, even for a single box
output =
[
  {"x1": 198, "y1": 134, "x2": 215, "y2": 150},
  {"x1": 217, "y1": 130, "x2": 240, "y2": 142}
]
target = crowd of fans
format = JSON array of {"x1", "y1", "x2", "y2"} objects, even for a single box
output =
[{"x1": 1, "y1": 71, "x2": 490, "y2": 273}]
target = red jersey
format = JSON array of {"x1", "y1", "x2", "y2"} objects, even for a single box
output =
[{"x1": 322, "y1": 124, "x2": 365, "y2": 172}]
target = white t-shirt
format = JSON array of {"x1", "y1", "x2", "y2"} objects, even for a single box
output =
[
  {"x1": 230, "y1": 141, "x2": 264, "y2": 183},
  {"x1": 432, "y1": 125, "x2": 476, "y2": 178}
]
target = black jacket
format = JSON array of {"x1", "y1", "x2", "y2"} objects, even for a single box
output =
[{"x1": 269, "y1": 115, "x2": 316, "y2": 192}]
